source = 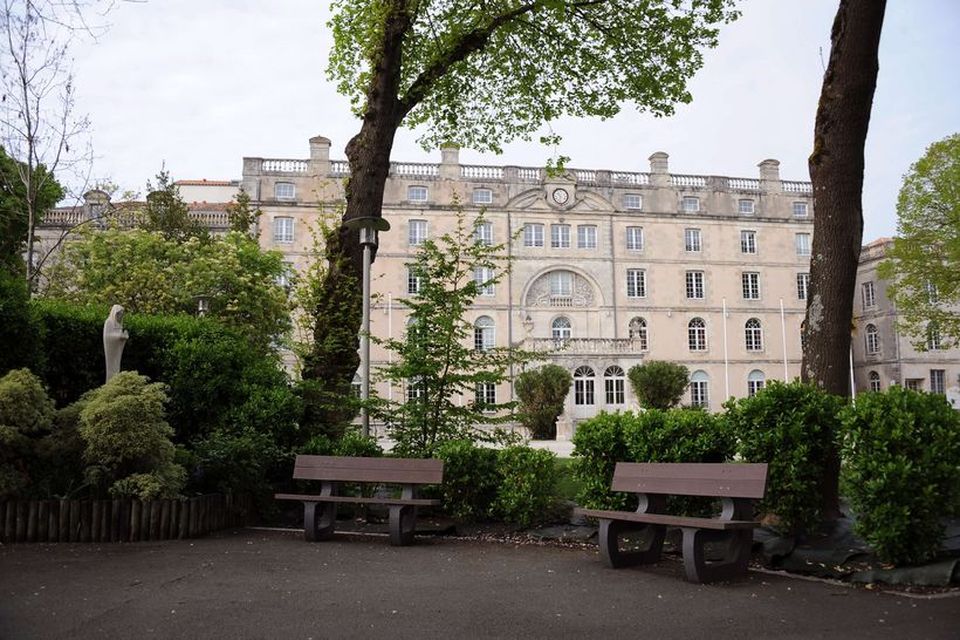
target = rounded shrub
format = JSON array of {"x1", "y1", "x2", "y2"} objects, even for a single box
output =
[
  {"x1": 724, "y1": 380, "x2": 843, "y2": 535},
  {"x1": 493, "y1": 445, "x2": 558, "y2": 528},
  {"x1": 436, "y1": 439, "x2": 499, "y2": 521},
  {"x1": 515, "y1": 364, "x2": 572, "y2": 440},
  {"x1": 840, "y1": 387, "x2": 960, "y2": 566},
  {"x1": 627, "y1": 360, "x2": 689, "y2": 410},
  {"x1": 0, "y1": 368, "x2": 56, "y2": 498}
]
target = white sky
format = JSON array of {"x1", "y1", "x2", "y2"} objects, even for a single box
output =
[{"x1": 70, "y1": 0, "x2": 960, "y2": 241}]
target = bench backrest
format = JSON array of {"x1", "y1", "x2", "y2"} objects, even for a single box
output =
[
  {"x1": 611, "y1": 462, "x2": 767, "y2": 499},
  {"x1": 292, "y1": 455, "x2": 444, "y2": 485}
]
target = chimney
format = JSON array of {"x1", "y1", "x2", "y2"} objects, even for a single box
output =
[
  {"x1": 649, "y1": 152, "x2": 670, "y2": 187},
  {"x1": 440, "y1": 143, "x2": 460, "y2": 179}
]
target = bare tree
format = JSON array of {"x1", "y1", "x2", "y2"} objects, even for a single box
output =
[
  {"x1": 0, "y1": 0, "x2": 111, "y2": 290},
  {"x1": 802, "y1": 0, "x2": 886, "y2": 518}
]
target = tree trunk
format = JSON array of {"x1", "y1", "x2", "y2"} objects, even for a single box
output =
[{"x1": 802, "y1": 0, "x2": 886, "y2": 519}]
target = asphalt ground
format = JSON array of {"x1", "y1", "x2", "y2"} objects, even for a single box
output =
[{"x1": 1, "y1": 528, "x2": 957, "y2": 640}]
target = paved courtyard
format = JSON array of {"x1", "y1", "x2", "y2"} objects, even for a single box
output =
[{"x1": 1, "y1": 528, "x2": 957, "y2": 639}]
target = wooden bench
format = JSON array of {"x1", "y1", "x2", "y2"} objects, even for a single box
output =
[
  {"x1": 575, "y1": 462, "x2": 768, "y2": 583},
  {"x1": 275, "y1": 455, "x2": 444, "y2": 546}
]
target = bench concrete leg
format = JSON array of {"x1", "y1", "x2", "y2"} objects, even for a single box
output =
[
  {"x1": 304, "y1": 501, "x2": 336, "y2": 542},
  {"x1": 680, "y1": 528, "x2": 752, "y2": 583},
  {"x1": 389, "y1": 505, "x2": 417, "y2": 546},
  {"x1": 598, "y1": 519, "x2": 665, "y2": 569}
]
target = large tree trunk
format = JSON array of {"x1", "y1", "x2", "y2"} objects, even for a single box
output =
[{"x1": 802, "y1": 0, "x2": 886, "y2": 519}]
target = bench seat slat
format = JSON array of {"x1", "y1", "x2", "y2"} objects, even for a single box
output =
[
  {"x1": 610, "y1": 462, "x2": 768, "y2": 499},
  {"x1": 275, "y1": 493, "x2": 441, "y2": 507},
  {"x1": 577, "y1": 508, "x2": 760, "y2": 531},
  {"x1": 291, "y1": 455, "x2": 444, "y2": 484}
]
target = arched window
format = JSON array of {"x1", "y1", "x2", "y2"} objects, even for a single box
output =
[
  {"x1": 628, "y1": 317, "x2": 648, "y2": 351},
  {"x1": 868, "y1": 371, "x2": 881, "y2": 392},
  {"x1": 474, "y1": 316, "x2": 495, "y2": 351},
  {"x1": 552, "y1": 316, "x2": 572, "y2": 344},
  {"x1": 745, "y1": 318, "x2": 763, "y2": 352},
  {"x1": 688, "y1": 318, "x2": 707, "y2": 351},
  {"x1": 690, "y1": 370, "x2": 709, "y2": 408},
  {"x1": 747, "y1": 370, "x2": 765, "y2": 397},
  {"x1": 865, "y1": 324, "x2": 880, "y2": 355},
  {"x1": 604, "y1": 366, "x2": 625, "y2": 405},
  {"x1": 573, "y1": 366, "x2": 595, "y2": 406}
]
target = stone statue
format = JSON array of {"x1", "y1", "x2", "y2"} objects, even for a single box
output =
[{"x1": 103, "y1": 304, "x2": 128, "y2": 383}]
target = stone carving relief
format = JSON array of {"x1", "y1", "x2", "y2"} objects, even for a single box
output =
[{"x1": 525, "y1": 271, "x2": 596, "y2": 308}]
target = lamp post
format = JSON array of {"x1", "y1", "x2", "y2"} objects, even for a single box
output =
[{"x1": 344, "y1": 216, "x2": 391, "y2": 437}]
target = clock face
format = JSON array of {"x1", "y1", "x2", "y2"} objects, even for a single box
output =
[{"x1": 552, "y1": 188, "x2": 569, "y2": 205}]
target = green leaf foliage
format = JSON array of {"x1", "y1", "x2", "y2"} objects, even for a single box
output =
[
  {"x1": 0, "y1": 145, "x2": 64, "y2": 275},
  {"x1": 880, "y1": 133, "x2": 960, "y2": 347},
  {"x1": 627, "y1": 360, "x2": 690, "y2": 410},
  {"x1": 436, "y1": 439, "x2": 500, "y2": 521},
  {"x1": 492, "y1": 446, "x2": 558, "y2": 528},
  {"x1": 840, "y1": 386, "x2": 960, "y2": 566},
  {"x1": 328, "y1": 0, "x2": 738, "y2": 153},
  {"x1": 515, "y1": 364, "x2": 572, "y2": 439},
  {"x1": 724, "y1": 381, "x2": 843, "y2": 535},
  {"x1": 0, "y1": 368, "x2": 55, "y2": 498},
  {"x1": 78, "y1": 372, "x2": 186, "y2": 500},
  {"x1": 141, "y1": 170, "x2": 208, "y2": 242},
  {"x1": 571, "y1": 411, "x2": 634, "y2": 511},
  {"x1": 0, "y1": 271, "x2": 42, "y2": 376}
]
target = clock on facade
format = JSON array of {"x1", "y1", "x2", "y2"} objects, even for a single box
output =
[{"x1": 551, "y1": 188, "x2": 569, "y2": 205}]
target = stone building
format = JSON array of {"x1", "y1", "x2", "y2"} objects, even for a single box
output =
[
  {"x1": 241, "y1": 136, "x2": 817, "y2": 436},
  {"x1": 853, "y1": 238, "x2": 960, "y2": 408}
]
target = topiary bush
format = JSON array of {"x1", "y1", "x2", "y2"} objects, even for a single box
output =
[
  {"x1": 0, "y1": 368, "x2": 56, "y2": 498},
  {"x1": 724, "y1": 380, "x2": 843, "y2": 535},
  {"x1": 840, "y1": 387, "x2": 960, "y2": 566},
  {"x1": 79, "y1": 372, "x2": 186, "y2": 500},
  {"x1": 492, "y1": 446, "x2": 558, "y2": 528},
  {"x1": 515, "y1": 364, "x2": 572, "y2": 440},
  {"x1": 627, "y1": 360, "x2": 689, "y2": 410},
  {"x1": 571, "y1": 412, "x2": 634, "y2": 510},
  {"x1": 436, "y1": 439, "x2": 499, "y2": 521}
]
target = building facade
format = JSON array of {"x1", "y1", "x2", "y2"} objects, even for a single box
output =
[
  {"x1": 241, "y1": 136, "x2": 817, "y2": 436},
  {"x1": 853, "y1": 238, "x2": 960, "y2": 408}
]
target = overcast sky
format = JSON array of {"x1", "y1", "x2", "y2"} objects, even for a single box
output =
[{"x1": 70, "y1": 0, "x2": 959, "y2": 241}]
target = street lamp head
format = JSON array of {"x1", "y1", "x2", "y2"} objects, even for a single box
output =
[{"x1": 345, "y1": 216, "x2": 391, "y2": 248}]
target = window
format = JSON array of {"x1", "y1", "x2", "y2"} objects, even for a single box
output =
[
  {"x1": 690, "y1": 370, "x2": 709, "y2": 408},
  {"x1": 276, "y1": 261, "x2": 294, "y2": 288},
  {"x1": 628, "y1": 317, "x2": 649, "y2": 351},
  {"x1": 550, "y1": 223, "x2": 570, "y2": 248},
  {"x1": 626, "y1": 226, "x2": 644, "y2": 251},
  {"x1": 626, "y1": 269, "x2": 646, "y2": 298},
  {"x1": 523, "y1": 223, "x2": 544, "y2": 247},
  {"x1": 868, "y1": 371, "x2": 881, "y2": 392},
  {"x1": 930, "y1": 369, "x2": 946, "y2": 395},
  {"x1": 740, "y1": 230, "x2": 757, "y2": 254},
  {"x1": 604, "y1": 366, "x2": 625, "y2": 405},
  {"x1": 474, "y1": 316, "x2": 495, "y2": 351},
  {"x1": 550, "y1": 271, "x2": 573, "y2": 298},
  {"x1": 682, "y1": 196, "x2": 700, "y2": 212},
  {"x1": 739, "y1": 199, "x2": 755, "y2": 215},
  {"x1": 624, "y1": 194, "x2": 642, "y2": 210},
  {"x1": 686, "y1": 271, "x2": 705, "y2": 299},
  {"x1": 926, "y1": 282, "x2": 939, "y2": 304},
  {"x1": 273, "y1": 216, "x2": 294, "y2": 243},
  {"x1": 474, "y1": 221, "x2": 493, "y2": 246},
  {"x1": 795, "y1": 233, "x2": 811, "y2": 256},
  {"x1": 473, "y1": 188, "x2": 492, "y2": 205},
  {"x1": 474, "y1": 267, "x2": 495, "y2": 296},
  {"x1": 797, "y1": 273, "x2": 810, "y2": 300},
  {"x1": 407, "y1": 267, "x2": 422, "y2": 294},
  {"x1": 408, "y1": 185, "x2": 428, "y2": 202},
  {"x1": 742, "y1": 272, "x2": 761, "y2": 300},
  {"x1": 684, "y1": 228, "x2": 702, "y2": 252},
  {"x1": 475, "y1": 382, "x2": 496, "y2": 408},
  {"x1": 552, "y1": 316, "x2": 572, "y2": 343},
  {"x1": 865, "y1": 323, "x2": 880, "y2": 355},
  {"x1": 688, "y1": 318, "x2": 707, "y2": 351},
  {"x1": 274, "y1": 182, "x2": 295, "y2": 200},
  {"x1": 904, "y1": 379, "x2": 923, "y2": 392},
  {"x1": 409, "y1": 219, "x2": 428, "y2": 246},
  {"x1": 927, "y1": 323, "x2": 942, "y2": 351},
  {"x1": 577, "y1": 225, "x2": 597, "y2": 249},
  {"x1": 747, "y1": 370, "x2": 766, "y2": 397},
  {"x1": 406, "y1": 377, "x2": 425, "y2": 403},
  {"x1": 745, "y1": 318, "x2": 763, "y2": 351},
  {"x1": 792, "y1": 201, "x2": 808, "y2": 218},
  {"x1": 351, "y1": 374, "x2": 362, "y2": 398},
  {"x1": 861, "y1": 281, "x2": 876, "y2": 309},
  {"x1": 573, "y1": 366, "x2": 595, "y2": 405}
]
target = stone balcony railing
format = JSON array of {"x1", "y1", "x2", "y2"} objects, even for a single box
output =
[
  {"x1": 39, "y1": 208, "x2": 233, "y2": 230},
  {"x1": 525, "y1": 337, "x2": 646, "y2": 355}
]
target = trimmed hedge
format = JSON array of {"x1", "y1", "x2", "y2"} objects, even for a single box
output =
[
  {"x1": 436, "y1": 439, "x2": 500, "y2": 521},
  {"x1": 492, "y1": 446, "x2": 558, "y2": 528}
]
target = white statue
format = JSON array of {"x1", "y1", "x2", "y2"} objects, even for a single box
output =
[{"x1": 103, "y1": 304, "x2": 128, "y2": 383}]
